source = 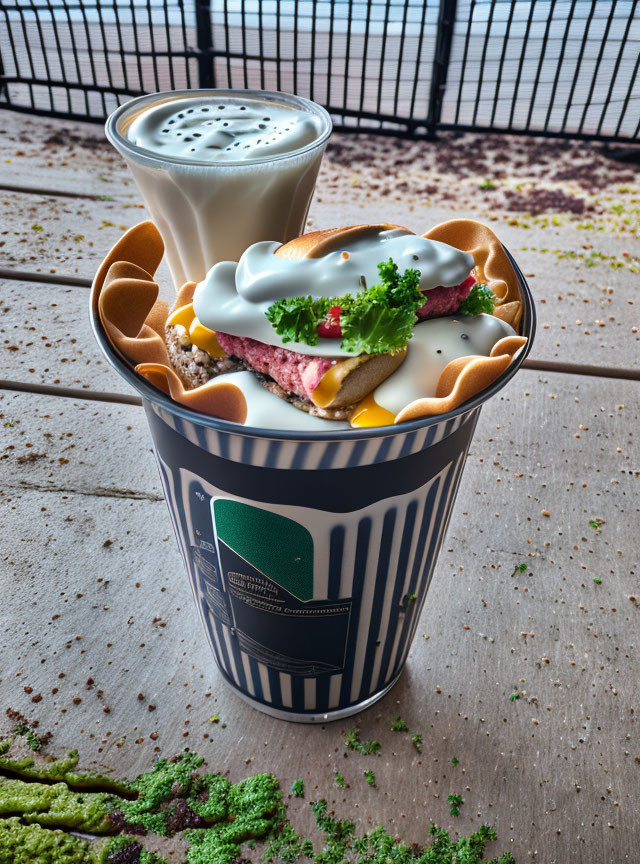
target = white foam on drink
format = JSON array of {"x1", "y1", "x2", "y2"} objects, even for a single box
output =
[{"x1": 126, "y1": 96, "x2": 324, "y2": 163}]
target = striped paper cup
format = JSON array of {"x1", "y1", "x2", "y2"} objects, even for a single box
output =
[{"x1": 91, "y1": 251, "x2": 535, "y2": 722}]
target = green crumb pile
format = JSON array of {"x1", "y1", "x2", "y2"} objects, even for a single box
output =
[
  {"x1": 0, "y1": 817, "x2": 96, "y2": 864},
  {"x1": 0, "y1": 737, "x2": 131, "y2": 796},
  {"x1": 344, "y1": 728, "x2": 381, "y2": 755},
  {"x1": 102, "y1": 836, "x2": 168, "y2": 864},
  {"x1": 291, "y1": 780, "x2": 305, "y2": 798},
  {"x1": 0, "y1": 725, "x2": 514, "y2": 864},
  {"x1": 391, "y1": 717, "x2": 409, "y2": 733},
  {"x1": 264, "y1": 824, "x2": 314, "y2": 864},
  {"x1": 305, "y1": 800, "x2": 514, "y2": 864},
  {"x1": 0, "y1": 777, "x2": 115, "y2": 834},
  {"x1": 113, "y1": 755, "x2": 281, "y2": 841},
  {"x1": 411, "y1": 733, "x2": 423, "y2": 753},
  {"x1": 448, "y1": 794, "x2": 464, "y2": 817}
]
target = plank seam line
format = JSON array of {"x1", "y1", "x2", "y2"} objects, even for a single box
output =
[
  {"x1": 0, "y1": 380, "x2": 142, "y2": 406},
  {"x1": 2, "y1": 357, "x2": 640, "y2": 413},
  {"x1": 0, "y1": 268, "x2": 91, "y2": 288},
  {"x1": 0, "y1": 182, "x2": 118, "y2": 201},
  {"x1": 7, "y1": 480, "x2": 163, "y2": 502},
  {"x1": 2, "y1": 276, "x2": 640, "y2": 378}
]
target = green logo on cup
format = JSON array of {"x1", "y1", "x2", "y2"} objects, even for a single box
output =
[{"x1": 213, "y1": 500, "x2": 314, "y2": 602}]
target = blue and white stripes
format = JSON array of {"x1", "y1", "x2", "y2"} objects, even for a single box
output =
[
  {"x1": 149, "y1": 401, "x2": 468, "y2": 469},
  {"x1": 145, "y1": 403, "x2": 479, "y2": 720}
]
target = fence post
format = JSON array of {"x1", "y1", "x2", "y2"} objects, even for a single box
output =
[
  {"x1": 195, "y1": 0, "x2": 215, "y2": 88},
  {"x1": 426, "y1": 0, "x2": 457, "y2": 137}
]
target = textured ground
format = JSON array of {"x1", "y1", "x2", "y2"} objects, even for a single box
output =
[{"x1": 0, "y1": 111, "x2": 639, "y2": 863}]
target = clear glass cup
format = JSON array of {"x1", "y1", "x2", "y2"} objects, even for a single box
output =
[{"x1": 106, "y1": 89, "x2": 332, "y2": 287}]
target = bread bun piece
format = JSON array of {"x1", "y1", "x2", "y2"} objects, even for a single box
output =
[
  {"x1": 312, "y1": 349, "x2": 407, "y2": 409},
  {"x1": 275, "y1": 223, "x2": 409, "y2": 260}
]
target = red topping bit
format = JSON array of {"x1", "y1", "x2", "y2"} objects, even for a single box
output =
[
  {"x1": 457, "y1": 274, "x2": 476, "y2": 293},
  {"x1": 317, "y1": 305, "x2": 343, "y2": 339}
]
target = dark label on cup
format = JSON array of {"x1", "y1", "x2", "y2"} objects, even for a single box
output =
[
  {"x1": 212, "y1": 499, "x2": 351, "y2": 676},
  {"x1": 190, "y1": 544, "x2": 232, "y2": 627}
]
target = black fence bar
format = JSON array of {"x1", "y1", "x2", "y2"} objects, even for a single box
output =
[
  {"x1": 195, "y1": 0, "x2": 214, "y2": 88},
  {"x1": 426, "y1": 0, "x2": 456, "y2": 136},
  {"x1": 0, "y1": 0, "x2": 638, "y2": 144}
]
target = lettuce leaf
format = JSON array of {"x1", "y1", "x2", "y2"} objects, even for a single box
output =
[{"x1": 457, "y1": 283, "x2": 496, "y2": 316}]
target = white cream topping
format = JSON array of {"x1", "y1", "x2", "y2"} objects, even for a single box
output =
[
  {"x1": 193, "y1": 229, "x2": 475, "y2": 357},
  {"x1": 370, "y1": 314, "x2": 516, "y2": 418},
  {"x1": 127, "y1": 96, "x2": 324, "y2": 163}
]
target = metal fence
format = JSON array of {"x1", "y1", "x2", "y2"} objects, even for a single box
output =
[{"x1": 0, "y1": 1, "x2": 638, "y2": 142}]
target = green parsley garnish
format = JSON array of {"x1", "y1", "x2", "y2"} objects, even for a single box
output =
[
  {"x1": 411, "y1": 733, "x2": 423, "y2": 753},
  {"x1": 451, "y1": 757, "x2": 459, "y2": 766},
  {"x1": 448, "y1": 793, "x2": 463, "y2": 816},
  {"x1": 593, "y1": 577, "x2": 602, "y2": 584},
  {"x1": 364, "y1": 769, "x2": 376, "y2": 787},
  {"x1": 344, "y1": 727, "x2": 381, "y2": 755},
  {"x1": 458, "y1": 283, "x2": 497, "y2": 316},
  {"x1": 589, "y1": 518, "x2": 605, "y2": 530},
  {"x1": 266, "y1": 258, "x2": 424, "y2": 355},
  {"x1": 291, "y1": 779, "x2": 305, "y2": 798},
  {"x1": 265, "y1": 295, "x2": 332, "y2": 347},
  {"x1": 391, "y1": 716, "x2": 409, "y2": 733},
  {"x1": 479, "y1": 180, "x2": 497, "y2": 190},
  {"x1": 334, "y1": 771, "x2": 346, "y2": 788},
  {"x1": 509, "y1": 691, "x2": 521, "y2": 702},
  {"x1": 511, "y1": 562, "x2": 528, "y2": 577}
]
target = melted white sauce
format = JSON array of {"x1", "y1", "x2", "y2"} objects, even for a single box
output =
[
  {"x1": 127, "y1": 96, "x2": 324, "y2": 163},
  {"x1": 215, "y1": 317, "x2": 514, "y2": 431},
  {"x1": 371, "y1": 314, "x2": 516, "y2": 417},
  {"x1": 193, "y1": 229, "x2": 475, "y2": 358}
]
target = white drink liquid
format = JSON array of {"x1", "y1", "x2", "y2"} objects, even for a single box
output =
[{"x1": 106, "y1": 90, "x2": 331, "y2": 286}]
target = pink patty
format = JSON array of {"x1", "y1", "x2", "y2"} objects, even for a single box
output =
[
  {"x1": 215, "y1": 332, "x2": 333, "y2": 401},
  {"x1": 416, "y1": 275, "x2": 475, "y2": 320}
]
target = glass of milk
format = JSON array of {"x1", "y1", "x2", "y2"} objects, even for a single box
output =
[{"x1": 106, "y1": 89, "x2": 332, "y2": 287}]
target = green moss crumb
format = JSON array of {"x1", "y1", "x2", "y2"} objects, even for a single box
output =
[
  {"x1": 391, "y1": 717, "x2": 409, "y2": 733},
  {"x1": 291, "y1": 780, "x2": 305, "y2": 798},
  {"x1": 103, "y1": 835, "x2": 169, "y2": 863},
  {"x1": 448, "y1": 793, "x2": 463, "y2": 816},
  {"x1": 363, "y1": 770, "x2": 376, "y2": 788},
  {"x1": 411, "y1": 733, "x2": 423, "y2": 753},
  {"x1": 344, "y1": 728, "x2": 380, "y2": 756}
]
